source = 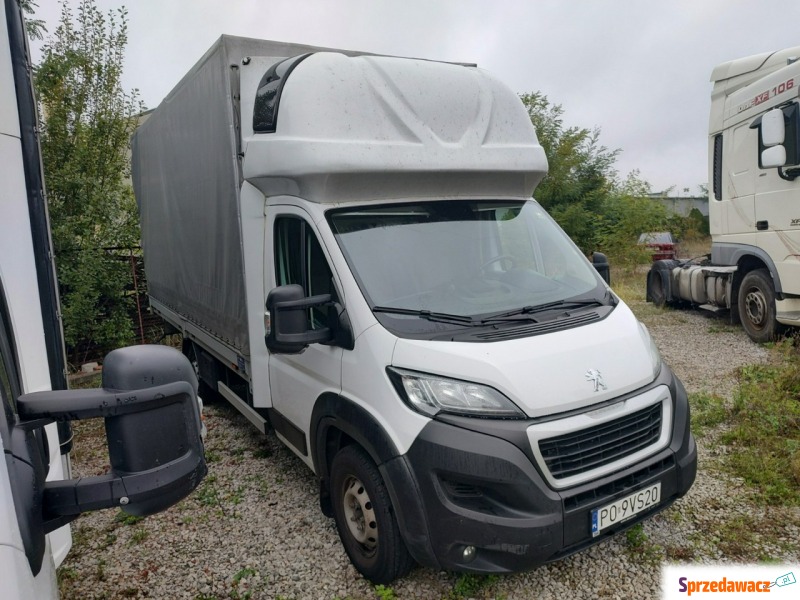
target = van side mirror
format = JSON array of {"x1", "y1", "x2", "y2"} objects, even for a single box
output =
[
  {"x1": 265, "y1": 284, "x2": 333, "y2": 353},
  {"x1": 9, "y1": 345, "x2": 206, "y2": 575},
  {"x1": 592, "y1": 252, "x2": 611, "y2": 284}
]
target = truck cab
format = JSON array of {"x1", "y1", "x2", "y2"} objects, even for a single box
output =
[{"x1": 648, "y1": 46, "x2": 800, "y2": 342}]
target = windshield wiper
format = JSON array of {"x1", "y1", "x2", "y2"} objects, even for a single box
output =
[
  {"x1": 372, "y1": 306, "x2": 476, "y2": 326},
  {"x1": 479, "y1": 296, "x2": 609, "y2": 324}
]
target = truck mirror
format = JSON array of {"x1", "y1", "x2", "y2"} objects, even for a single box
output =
[
  {"x1": 265, "y1": 284, "x2": 333, "y2": 353},
  {"x1": 761, "y1": 108, "x2": 786, "y2": 147},
  {"x1": 591, "y1": 252, "x2": 611, "y2": 284},
  {"x1": 762, "y1": 144, "x2": 787, "y2": 168},
  {"x1": 10, "y1": 345, "x2": 206, "y2": 574}
]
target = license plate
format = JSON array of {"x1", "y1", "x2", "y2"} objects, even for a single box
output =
[{"x1": 591, "y1": 482, "x2": 661, "y2": 537}]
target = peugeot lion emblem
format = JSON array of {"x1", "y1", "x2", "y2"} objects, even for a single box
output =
[{"x1": 585, "y1": 369, "x2": 607, "y2": 392}]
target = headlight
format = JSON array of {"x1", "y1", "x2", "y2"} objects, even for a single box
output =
[
  {"x1": 638, "y1": 321, "x2": 662, "y2": 379},
  {"x1": 387, "y1": 367, "x2": 526, "y2": 419}
]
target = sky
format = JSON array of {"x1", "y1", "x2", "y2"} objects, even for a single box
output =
[{"x1": 28, "y1": 0, "x2": 800, "y2": 196}]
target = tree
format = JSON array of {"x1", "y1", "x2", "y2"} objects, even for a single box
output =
[
  {"x1": 35, "y1": 0, "x2": 143, "y2": 364},
  {"x1": 20, "y1": 0, "x2": 47, "y2": 41},
  {"x1": 519, "y1": 92, "x2": 619, "y2": 252}
]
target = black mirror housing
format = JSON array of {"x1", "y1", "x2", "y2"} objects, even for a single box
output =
[
  {"x1": 592, "y1": 252, "x2": 611, "y2": 284},
  {"x1": 17, "y1": 345, "x2": 207, "y2": 524},
  {"x1": 265, "y1": 284, "x2": 333, "y2": 353}
]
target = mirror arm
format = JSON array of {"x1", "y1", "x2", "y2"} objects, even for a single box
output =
[
  {"x1": 17, "y1": 381, "x2": 194, "y2": 424},
  {"x1": 778, "y1": 166, "x2": 800, "y2": 181}
]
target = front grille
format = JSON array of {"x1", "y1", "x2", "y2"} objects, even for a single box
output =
[{"x1": 539, "y1": 403, "x2": 662, "y2": 480}]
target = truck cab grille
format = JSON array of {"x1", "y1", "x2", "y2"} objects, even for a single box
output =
[
  {"x1": 539, "y1": 403, "x2": 662, "y2": 480},
  {"x1": 526, "y1": 385, "x2": 672, "y2": 490}
]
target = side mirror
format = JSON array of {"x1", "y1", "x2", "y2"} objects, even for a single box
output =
[
  {"x1": 592, "y1": 252, "x2": 611, "y2": 285},
  {"x1": 761, "y1": 109, "x2": 787, "y2": 167},
  {"x1": 265, "y1": 284, "x2": 333, "y2": 354},
  {"x1": 762, "y1": 144, "x2": 787, "y2": 168},
  {"x1": 9, "y1": 345, "x2": 206, "y2": 575},
  {"x1": 761, "y1": 108, "x2": 785, "y2": 146}
]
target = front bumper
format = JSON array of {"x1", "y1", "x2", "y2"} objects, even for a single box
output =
[{"x1": 381, "y1": 365, "x2": 697, "y2": 573}]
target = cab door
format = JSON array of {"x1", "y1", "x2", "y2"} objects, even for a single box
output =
[{"x1": 266, "y1": 205, "x2": 343, "y2": 468}]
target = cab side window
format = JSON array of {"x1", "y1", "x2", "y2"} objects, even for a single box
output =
[
  {"x1": 0, "y1": 283, "x2": 21, "y2": 446},
  {"x1": 274, "y1": 217, "x2": 335, "y2": 329}
]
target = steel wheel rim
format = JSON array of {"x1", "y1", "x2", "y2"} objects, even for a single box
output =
[
  {"x1": 342, "y1": 475, "x2": 378, "y2": 551},
  {"x1": 744, "y1": 287, "x2": 767, "y2": 328}
]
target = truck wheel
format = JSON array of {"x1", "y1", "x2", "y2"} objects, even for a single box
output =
[
  {"x1": 330, "y1": 445, "x2": 414, "y2": 584},
  {"x1": 738, "y1": 269, "x2": 777, "y2": 343},
  {"x1": 648, "y1": 269, "x2": 667, "y2": 307}
]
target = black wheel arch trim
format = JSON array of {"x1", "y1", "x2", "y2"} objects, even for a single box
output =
[
  {"x1": 310, "y1": 393, "x2": 439, "y2": 567},
  {"x1": 310, "y1": 392, "x2": 401, "y2": 481}
]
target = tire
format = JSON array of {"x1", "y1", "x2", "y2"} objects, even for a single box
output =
[
  {"x1": 182, "y1": 340, "x2": 221, "y2": 403},
  {"x1": 648, "y1": 259, "x2": 681, "y2": 308},
  {"x1": 648, "y1": 268, "x2": 667, "y2": 307},
  {"x1": 330, "y1": 445, "x2": 414, "y2": 584},
  {"x1": 737, "y1": 269, "x2": 777, "y2": 343}
]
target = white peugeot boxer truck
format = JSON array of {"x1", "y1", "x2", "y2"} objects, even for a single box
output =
[
  {"x1": 132, "y1": 36, "x2": 697, "y2": 583},
  {"x1": 1, "y1": 1, "x2": 206, "y2": 597}
]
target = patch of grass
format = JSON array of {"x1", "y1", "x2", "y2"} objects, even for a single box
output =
[
  {"x1": 374, "y1": 584, "x2": 397, "y2": 600},
  {"x1": 96, "y1": 559, "x2": 106, "y2": 581},
  {"x1": 722, "y1": 356, "x2": 800, "y2": 506},
  {"x1": 195, "y1": 475, "x2": 219, "y2": 507},
  {"x1": 205, "y1": 450, "x2": 221, "y2": 463},
  {"x1": 70, "y1": 525, "x2": 90, "y2": 550},
  {"x1": 625, "y1": 523, "x2": 648, "y2": 549},
  {"x1": 623, "y1": 523, "x2": 663, "y2": 565},
  {"x1": 230, "y1": 486, "x2": 245, "y2": 505},
  {"x1": 447, "y1": 573, "x2": 499, "y2": 599},
  {"x1": 230, "y1": 566, "x2": 257, "y2": 600},
  {"x1": 608, "y1": 266, "x2": 650, "y2": 306},
  {"x1": 233, "y1": 567, "x2": 257, "y2": 583},
  {"x1": 690, "y1": 392, "x2": 727, "y2": 431},
  {"x1": 710, "y1": 515, "x2": 763, "y2": 560},
  {"x1": 130, "y1": 528, "x2": 149, "y2": 545},
  {"x1": 665, "y1": 544, "x2": 696, "y2": 561},
  {"x1": 114, "y1": 510, "x2": 144, "y2": 526},
  {"x1": 58, "y1": 567, "x2": 79, "y2": 582}
]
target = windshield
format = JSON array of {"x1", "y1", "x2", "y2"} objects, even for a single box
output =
[{"x1": 328, "y1": 200, "x2": 605, "y2": 323}]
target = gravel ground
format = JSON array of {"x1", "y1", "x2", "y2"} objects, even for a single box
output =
[{"x1": 57, "y1": 302, "x2": 799, "y2": 600}]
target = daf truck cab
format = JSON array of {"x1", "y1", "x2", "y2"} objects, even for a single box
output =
[
  {"x1": 648, "y1": 46, "x2": 800, "y2": 343},
  {"x1": 1, "y1": 1, "x2": 206, "y2": 597},
  {"x1": 133, "y1": 36, "x2": 697, "y2": 584}
]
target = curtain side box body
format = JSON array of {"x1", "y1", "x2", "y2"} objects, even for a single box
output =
[{"x1": 132, "y1": 37, "x2": 347, "y2": 355}]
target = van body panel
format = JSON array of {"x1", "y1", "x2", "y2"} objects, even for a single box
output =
[{"x1": 391, "y1": 303, "x2": 653, "y2": 418}]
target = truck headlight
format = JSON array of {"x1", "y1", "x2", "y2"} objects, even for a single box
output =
[
  {"x1": 638, "y1": 321, "x2": 662, "y2": 379},
  {"x1": 387, "y1": 367, "x2": 526, "y2": 419}
]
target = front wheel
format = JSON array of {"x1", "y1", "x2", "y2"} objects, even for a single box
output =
[
  {"x1": 330, "y1": 445, "x2": 414, "y2": 584},
  {"x1": 738, "y1": 269, "x2": 777, "y2": 343}
]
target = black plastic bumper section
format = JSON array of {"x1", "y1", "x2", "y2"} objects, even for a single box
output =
[{"x1": 384, "y1": 366, "x2": 697, "y2": 573}]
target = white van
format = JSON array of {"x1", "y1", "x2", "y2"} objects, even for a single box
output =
[
  {"x1": 133, "y1": 36, "x2": 697, "y2": 583},
  {"x1": 1, "y1": 2, "x2": 206, "y2": 597}
]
